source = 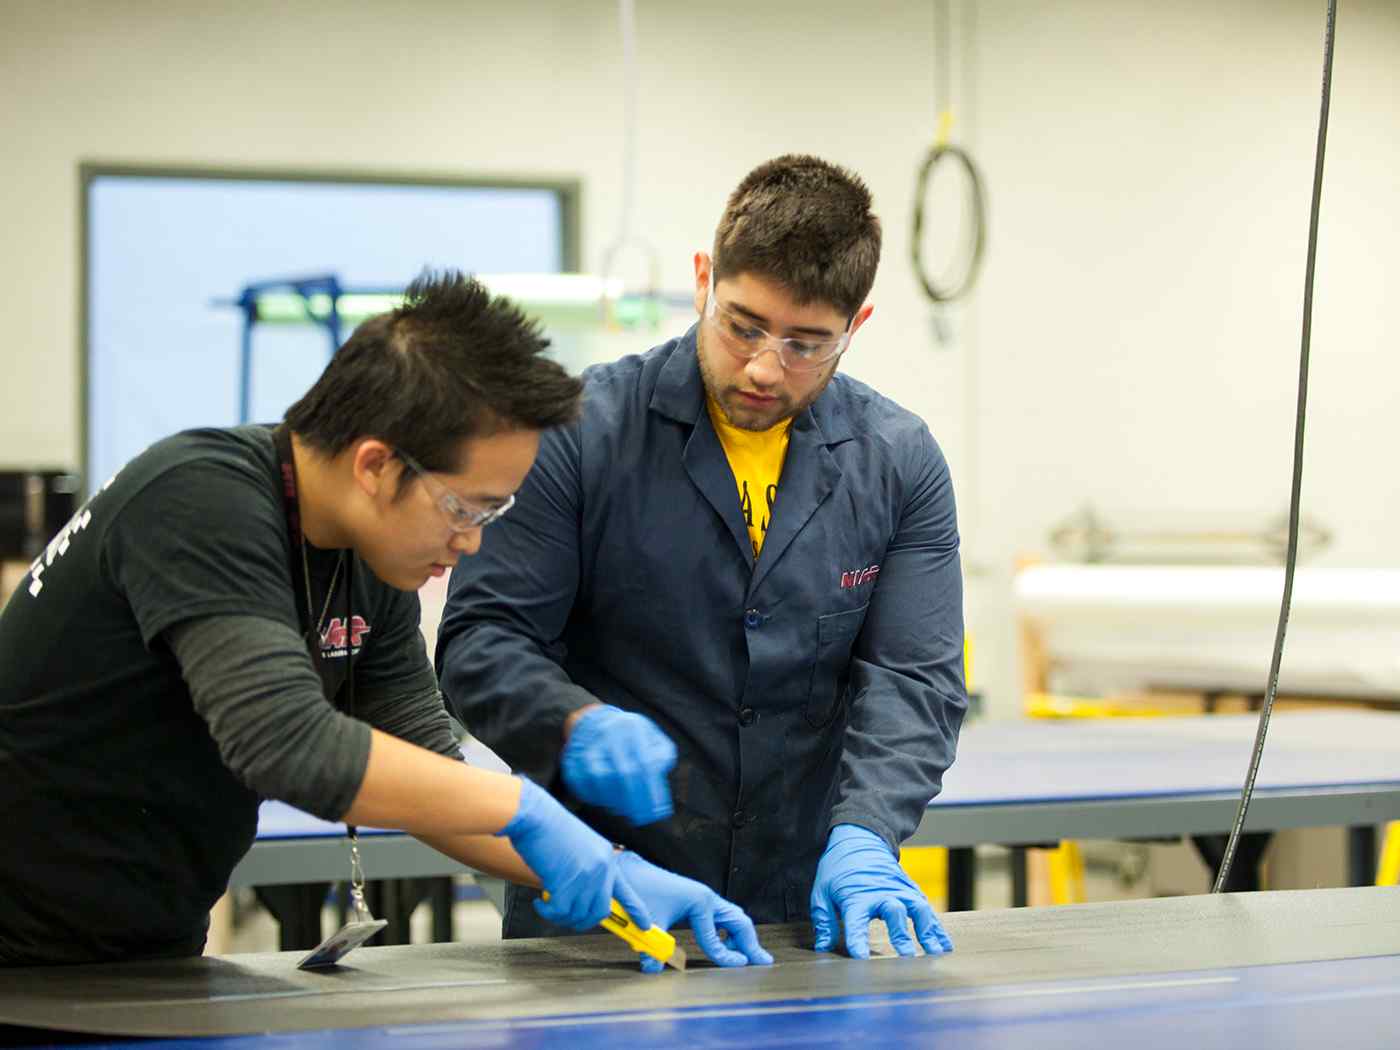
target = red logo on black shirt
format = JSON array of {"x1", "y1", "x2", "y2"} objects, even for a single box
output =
[{"x1": 321, "y1": 616, "x2": 370, "y2": 656}]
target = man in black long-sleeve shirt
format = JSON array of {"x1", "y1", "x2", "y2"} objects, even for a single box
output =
[{"x1": 0, "y1": 272, "x2": 769, "y2": 971}]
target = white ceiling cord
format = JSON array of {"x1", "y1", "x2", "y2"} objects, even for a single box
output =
[
  {"x1": 614, "y1": 0, "x2": 637, "y2": 258},
  {"x1": 1212, "y1": 0, "x2": 1337, "y2": 893},
  {"x1": 599, "y1": 0, "x2": 659, "y2": 323}
]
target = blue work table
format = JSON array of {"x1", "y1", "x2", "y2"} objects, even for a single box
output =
[
  {"x1": 44, "y1": 958, "x2": 1400, "y2": 1050},
  {"x1": 233, "y1": 710, "x2": 1400, "y2": 904}
]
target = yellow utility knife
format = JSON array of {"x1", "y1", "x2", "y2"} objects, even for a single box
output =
[{"x1": 542, "y1": 893, "x2": 688, "y2": 971}]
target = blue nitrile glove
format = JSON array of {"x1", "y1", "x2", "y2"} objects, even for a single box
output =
[
  {"x1": 497, "y1": 776, "x2": 652, "y2": 932},
  {"x1": 616, "y1": 851, "x2": 774, "y2": 973},
  {"x1": 810, "y1": 824, "x2": 954, "y2": 960},
  {"x1": 561, "y1": 704, "x2": 678, "y2": 826}
]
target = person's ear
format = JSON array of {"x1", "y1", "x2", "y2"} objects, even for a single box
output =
[
  {"x1": 693, "y1": 252, "x2": 712, "y2": 315},
  {"x1": 350, "y1": 439, "x2": 397, "y2": 499},
  {"x1": 846, "y1": 303, "x2": 875, "y2": 343}
]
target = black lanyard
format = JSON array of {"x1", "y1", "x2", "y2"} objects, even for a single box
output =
[
  {"x1": 270, "y1": 425, "x2": 355, "y2": 715},
  {"x1": 271, "y1": 425, "x2": 362, "y2": 843}
]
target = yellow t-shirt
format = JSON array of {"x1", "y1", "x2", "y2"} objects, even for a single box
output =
[{"x1": 706, "y1": 396, "x2": 792, "y2": 559}]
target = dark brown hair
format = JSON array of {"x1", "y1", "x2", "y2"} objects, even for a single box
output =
[{"x1": 712, "y1": 154, "x2": 882, "y2": 317}]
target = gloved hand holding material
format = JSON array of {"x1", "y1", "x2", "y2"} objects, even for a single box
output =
[
  {"x1": 810, "y1": 823, "x2": 953, "y2": 959},
  {"x1": 616, "y1": 850, "x2": 774, "y2": 973},
  {"x1": 497, "y1": 775, "x2": 652, "y2": 932},
  {"x1": 562, "y1": 704, "x2": 678, "y2": 825}
]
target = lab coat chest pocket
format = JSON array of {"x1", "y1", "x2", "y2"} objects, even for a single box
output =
[{"x1": 805, "y1": 603, "x2": 868, "y2": 728}]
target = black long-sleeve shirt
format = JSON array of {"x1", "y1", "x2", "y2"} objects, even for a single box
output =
[{"x1": 0, "y1": 426, "x2": 457, "y2": 966}]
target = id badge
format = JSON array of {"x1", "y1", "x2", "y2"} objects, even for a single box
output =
[
  {"x1": 298, "y1": 918, "x2": 389, "y2": 969},
  {"x1": 297, "y1": 829, "x2": 389, "y2": 970}
]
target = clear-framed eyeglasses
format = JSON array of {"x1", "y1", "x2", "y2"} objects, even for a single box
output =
[
  {"x1": 703, "y1": 274, "x2": 852, "y2": 373},
  {"x1": 395, "y1": 449, "x2": 515, "y2": 531}
]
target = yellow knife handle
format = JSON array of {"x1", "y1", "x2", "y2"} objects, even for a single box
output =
[
  {"x1": 539, "y1": 892, "x2": 677, "y2": 960},
  {"x1": 601, "y1": 898, "x2": 678, "y2": 961}
]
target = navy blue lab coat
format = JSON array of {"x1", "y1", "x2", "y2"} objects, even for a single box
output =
[{"x1": 436, "y1": 328, "x2": 967, "y2": 930}]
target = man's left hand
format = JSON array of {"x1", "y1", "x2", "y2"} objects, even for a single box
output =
[{"x1": 810, "y1": 823, "x2": 954, "y2": 959}]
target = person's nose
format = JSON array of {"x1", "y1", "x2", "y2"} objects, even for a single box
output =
[
  {"x1": 744, "y1": 345, "x2": 785, "y2": 388},
  {"x1": 450, "y1": 528, "x2": 483, "y2": 557}
]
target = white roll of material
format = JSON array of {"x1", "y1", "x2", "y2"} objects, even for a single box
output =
[{"x1": 1014, "y1": 565, "x2": 1400, "y2": 700}]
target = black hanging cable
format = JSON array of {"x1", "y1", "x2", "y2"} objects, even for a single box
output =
[
  {"x1": 911, "y1": 0, "x2": 988, "y2": 304},
  {"x1": 911, "y1": 145, "x2": 987, "y2": 303},
  {"x1": 1212, "y1": 0, "x2": 1337, "y2": 893}
]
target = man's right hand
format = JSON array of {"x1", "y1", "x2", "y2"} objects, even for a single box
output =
[
  {"x1": 497, "y1": 776, "x2": 652, "y2": 931},
  {"x1": 616, "y1": 851, "x2": 773, "y2": 973},
  {"x1": 561, "y1": 704, "x2": 677, "y2": 825}
]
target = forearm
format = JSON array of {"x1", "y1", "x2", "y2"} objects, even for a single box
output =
[
  {"x1": 434, "y1": 424, "x2": 597, "y2": 783},
  {"x1": 438, "y1": 620, "x2": 598, "y2": 783},
  {"x1": 830, "y1": 656, "x2": 966, "y2": 849},
  {"x1": 829, "y1": 677, "x2": 962, "y2": 848},
  {"x1": 414, "y1": 832, "x2": 540, "y2": 887},
  {"x1": 341, "y1": 728, "x2": 523, "y2": 835},
  {"x1": 355, "y1": 672, "x2": 462, "y2": 760}
]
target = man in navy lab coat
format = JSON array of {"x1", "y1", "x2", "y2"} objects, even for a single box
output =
[{"x1": 437, "y1": 155, "x2": 966, "y2": 963}]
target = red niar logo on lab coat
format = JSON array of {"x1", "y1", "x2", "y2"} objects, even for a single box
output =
[{"x1": 840, "y1": 565, "x2": 880, "y2": 589}]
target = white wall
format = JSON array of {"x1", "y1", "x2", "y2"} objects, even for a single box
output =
[{"x1": 3, "y1": 0, "x2": 1396, "y2": 717}]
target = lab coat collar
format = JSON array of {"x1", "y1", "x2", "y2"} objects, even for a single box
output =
[{"x1": 652, "y1": 326, "x2": 854, "y2": 587}]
